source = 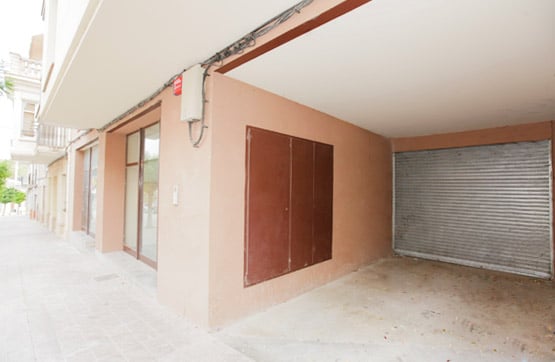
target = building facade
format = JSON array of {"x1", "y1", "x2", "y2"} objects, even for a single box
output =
[
  {"x1": 2, "y1": 35, "x2": 73, "y2": 237},
  {"x1": 36, "y1": 0, "x2": 555, "y2": 328}
]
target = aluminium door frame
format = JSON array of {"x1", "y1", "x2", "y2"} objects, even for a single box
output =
[{"x1": 122, "y1": 123, "x2": 160, "y2": 270}]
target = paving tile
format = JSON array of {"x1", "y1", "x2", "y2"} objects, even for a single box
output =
[
  {"x1": 6, "y1": 350, "x2": 36, "y2": 362},
  {"x1": 58, "y1": 334, "x2": 89, "y2": 355},
  {"x1": 120, "y1": 345, "x2": 155, "y2": 361},
  {"x1": 90, "y1": 341, "x2": 123, "y2": 359},
  {"x1": 34, "y1": 350, "x2": 63, "y2": 362},
  {"x1": 144, "y1": 341, "x2": 176, "y2": 357},
  {"x1": 0, "y1": 217, "x2": 258, "y2": 362},
  {"x1": 65, "y1": 349, "x2": 97, "y2": 362},
  {"x1": 162, "y1": 338, "x2": 254, "y2": 362},
  {"x1": 112, "y1": 336, "x2": 142, "y2": 353}
]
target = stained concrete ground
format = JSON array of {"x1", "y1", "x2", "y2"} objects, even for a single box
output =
[
  {"x1": 1, "y1": 216, "x2": 554, "y2": 361},
  {"x1": 219, "y1": 258, "x2": 555, "y2": 362}
]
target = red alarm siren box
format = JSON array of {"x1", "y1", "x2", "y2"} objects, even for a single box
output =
[{"x1": 173, "y1": 75, "x2": 183, "y2": 96}]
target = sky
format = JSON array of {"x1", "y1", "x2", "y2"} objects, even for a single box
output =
[
  {"x1": 0, "y1": 0, "x2": 44, "y2": 160},
  {"x1": 0, "y1": 0, "x2": 44, "y2": 59}
]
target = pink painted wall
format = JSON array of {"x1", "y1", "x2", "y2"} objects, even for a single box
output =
[
  {"x1": 392, "y1": 121, "x2": 552, "y2": 152},
  {"x1": 154, "y1": 89, "x2": 211, "y2": 327},
  {"x1": 72, "y1": 90, "x2": 212, "y2": 327},
  {"x1": 207, "y1": 73, "x2": 392, "y2": 326},
  {"x1": 96, "y1": 131, "x2": 126, "y2": 252},
  {"x1": 70, "y1": 71, "x2": 392, "y2": 328},
  {"x1": 101, "y1": 105, "x2": 163, "y2": 254}
]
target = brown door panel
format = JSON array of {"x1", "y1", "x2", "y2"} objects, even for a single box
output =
[
  {"x1": 245, "y1": 127, "x2": 333, "y2": 286},
  {"x1": 245, "y1": 127, "x2": 291, "y2": 285},
  {"x1": 290, "y1": 138, "x2": 314, "y2": 271},
  {"x1": 313, "y1": 143, "x2": 333, "y2": 263}
]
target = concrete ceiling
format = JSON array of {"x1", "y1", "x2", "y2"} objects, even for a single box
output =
[
  {"x1": 228, "y1": 0, "x2": 555, "y2": 137},
  {"x1": 40, "y1": 0, "x2": 301, "y2": 129}
]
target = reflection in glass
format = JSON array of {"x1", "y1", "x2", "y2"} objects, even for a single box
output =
[
  {"x1": 124, "y1": 165, "x2": 139, "y2": 251},
  {"x1": 143, "y1": 124, "x2": 160, "y2": 161},
  {"x1": 88, "y1": 146, "x2": 99, "y2": 235},
  {"x1": 81, "y1": 150, "x2": 90, "y2": 231},
  {"x1": 140, "y1": 124, "x2": 160, "y2": 262},
  {"x1": 81, "y1": 146, "x2": 98, "y2": 235},
  {"x1": 127, "y1": 132, "x2": 140, "y2": 164}
]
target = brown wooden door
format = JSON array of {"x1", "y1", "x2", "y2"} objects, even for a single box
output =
[{"x1": 245, "y1": 126, "x2": 333, "y2": 286}]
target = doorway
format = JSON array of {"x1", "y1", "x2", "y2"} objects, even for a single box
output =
[
  {"x1": 82, "y1": 145, "x2": 98, "y2": 236},
  {"x1": 124, "y1": 123, "x2": 160, "y2": 268}
]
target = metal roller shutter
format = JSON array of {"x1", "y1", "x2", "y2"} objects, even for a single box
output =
[{"x1": 394, "y1": 141, "x2": 553, "y2": 279}]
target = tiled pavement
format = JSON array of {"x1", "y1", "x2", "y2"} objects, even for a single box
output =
[
  {"x1": 0, "y1": 216, "x2": 252, "y2": 362},
  {"x1": 4, "y1": 216, "x2": 554, "y2": 362}
]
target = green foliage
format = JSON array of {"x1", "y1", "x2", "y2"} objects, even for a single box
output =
[
  {"x1": 14, "y1": 189, "x2": 26, "y2": 205},
  {"x1": 0, "y1": 77, "x2": 14, "y2": 96},
  {"x1": 0, "y1": 160, "x2": 10, "y2": 191},
  {"x1": 0, "y1": 187, "x2": 25, "y2": 205},
  {"x1": 0, "y1": 187, "x2": 15, "y2": 204}
]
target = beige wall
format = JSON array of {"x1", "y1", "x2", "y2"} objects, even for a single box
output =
[
  {"x1": 29, "y1": 34, "x2": 43, "y2": 61},
  {"x1": 46, "y1": 157, "x2": 67, "y2": 237},
  {"x1": 207, "y1": 73, "x2": 393, "y2": 326},
  {"x1": 392, "y1": 121, "x2": 551, "y2": 152}
]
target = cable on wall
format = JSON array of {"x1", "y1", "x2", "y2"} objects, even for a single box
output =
[
  {"x1": 97, "y1": 74, "x2": 180, "y2": 133},
  {"x1": 97, "y1": 0, "x2": 314, "y2": 145},
  {"x1": 202, "y1": 0, "x2": 313, "y2": 66},
  {"x1": 187, "y1": 65, "x2": 211, "y2": 148},
  {"x1": 187, "y1": 0, "x2": 313, "y2": 147}
]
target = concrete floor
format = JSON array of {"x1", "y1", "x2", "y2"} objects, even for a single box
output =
[
  {"x1": 0, "y1": 216, "x2": 250, "y2": 362},
  {"x1": 1, "y1": 216, "x2": 554, "y2": 361},
  {"x1": 219, "y1": 258, "x2": 555, "y2": 362}
]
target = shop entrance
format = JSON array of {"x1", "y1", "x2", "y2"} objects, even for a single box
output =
[{"x1": 124, "y1": 123, "x2": 160, "y2": 268}]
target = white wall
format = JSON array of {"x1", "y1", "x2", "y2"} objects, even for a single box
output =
[
  {"x1": 42, "y1": 0, "x2": 92, "y2": 110},
  {"x1": 53, "y1": 0, "x2": 90, "y2": 70}
]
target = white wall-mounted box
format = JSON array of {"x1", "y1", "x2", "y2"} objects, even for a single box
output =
[{"x1": 180, "y1": 64, "x2": 204, "y2": 122}]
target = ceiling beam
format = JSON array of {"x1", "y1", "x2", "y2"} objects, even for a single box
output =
[{"x1": 216, "y1": 0, "x2": 371, "y2": 74}]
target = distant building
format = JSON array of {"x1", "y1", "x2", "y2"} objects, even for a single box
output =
[{"x1": 1, "y1": 34, "x2": 74, "y2": 234}]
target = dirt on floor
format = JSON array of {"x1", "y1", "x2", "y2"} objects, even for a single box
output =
[{"x1": 218, "y1": 257, "x2": 555, "y2": 362}]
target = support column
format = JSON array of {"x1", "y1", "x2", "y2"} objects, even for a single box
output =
[
  {"x1": 70, "y1": 147, "x2": 84, "y2": 231},
  {"x1": 95, "y1": 132, "x2": 126, "y2": 252}
]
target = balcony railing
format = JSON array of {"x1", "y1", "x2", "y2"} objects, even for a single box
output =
[
  {"x1": 3, "y1": 53, "x2": 41, "y2": 80},
  {"x1": 37, "y1": 124, "x2": 72, "y2": 149}
]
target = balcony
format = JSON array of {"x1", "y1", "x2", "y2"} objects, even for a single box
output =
[
  {"x1": 11, "y1": 123, "x2": 73, "y2": 164},
  {"x1": 37, "y1": 123, "x2": 72, "y2": 149},
  {"x1": 1, "y1": 53, "x2": 41, "y2": 93},
  {"x1": 4, "y1": 50, "x2": 73, "y2": 164},
  {"x1": 6, "y1": 55, "x2": 41, "y2": 80}
]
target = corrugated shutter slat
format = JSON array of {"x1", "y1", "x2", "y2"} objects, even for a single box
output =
[{"x1": 394, "y1": 141, "x2": 552, "y2": 279}]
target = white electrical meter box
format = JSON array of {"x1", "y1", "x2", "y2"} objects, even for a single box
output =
[{"x1": 180, "y1": 64, "x2": 204, "y2": 122}]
